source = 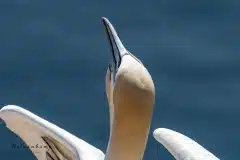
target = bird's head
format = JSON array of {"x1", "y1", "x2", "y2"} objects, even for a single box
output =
[{"x1": 103, "y1": 17, "x2": 155, "y2": 122}]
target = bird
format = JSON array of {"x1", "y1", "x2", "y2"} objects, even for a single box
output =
[{"x1": 0, "y1": 17, "x2": 219, "y2": 160}]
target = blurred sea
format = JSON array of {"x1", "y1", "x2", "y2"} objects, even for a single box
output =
[{"x1": 0, "y1": 0, "x2": 239, "y2": 159}]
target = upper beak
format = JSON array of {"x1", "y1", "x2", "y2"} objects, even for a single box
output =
[{"x1": 102, "y1": 17, "x2": 128, "y2": 69}]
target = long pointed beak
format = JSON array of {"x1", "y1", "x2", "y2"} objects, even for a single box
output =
[{"x1": 102, "y1": 17, "x2": 128, "y2": 69}]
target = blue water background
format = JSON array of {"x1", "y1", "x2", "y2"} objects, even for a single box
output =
[{"x1": 0, "y1": 0, "x2": 239, "y2": 159}]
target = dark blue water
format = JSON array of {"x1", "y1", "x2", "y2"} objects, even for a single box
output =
[{"x1": 0, "y1": 0, "x2": 239, "y2": 159}]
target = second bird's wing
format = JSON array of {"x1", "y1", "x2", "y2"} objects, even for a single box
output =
[
  {"x1": 0, "y1": 105, "x2": 105, "y2": 160},
  {"x1": 153, "y1": 128, "x2": 219, "y2": 160}
]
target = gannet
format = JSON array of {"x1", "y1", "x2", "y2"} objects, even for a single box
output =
[{"x1": 0, "y1": 17, "x2": 219, "y2": 160}]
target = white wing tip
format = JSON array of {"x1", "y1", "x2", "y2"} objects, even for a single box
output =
[
  {"x1": 153, "y1": 128, "x2": 169, "y2": 139},
  {"x1": 0, "y1": 104, "x2": 21, "y2": 113},
  {"x1": 0, "y1": 105, "x2": 21, "y2": 119},
  {"x1": 153, "y1": 128, "x2": 220, "y2": 160},
  {"x1": 1, "y1": 104, "x2": 19, "y2": 109}
]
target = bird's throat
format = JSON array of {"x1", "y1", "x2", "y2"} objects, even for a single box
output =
[{"x1": 105, "y1": 66, "x2": 155, "y2": 160}]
